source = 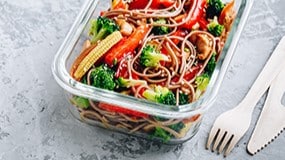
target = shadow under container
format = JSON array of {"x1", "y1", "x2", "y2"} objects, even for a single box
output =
[{"x1": 52, "y1": 0, "x2": 254, "y2": 144}]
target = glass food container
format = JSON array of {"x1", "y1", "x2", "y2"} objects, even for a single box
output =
[{"x1": 52, "y1": 0, "x2": 253, "y2": 144}]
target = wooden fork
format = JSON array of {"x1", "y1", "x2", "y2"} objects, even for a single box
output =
[{"x1": 206, "y1": 36, "x2": 285, "y2": 156}]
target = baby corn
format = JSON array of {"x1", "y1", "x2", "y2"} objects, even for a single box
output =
[{"x1": 73, "y1": 31, "x2": 122, "y2": 80}]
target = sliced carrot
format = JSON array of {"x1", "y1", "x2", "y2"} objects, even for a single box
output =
[
  {"x1": 174, "y1": 14, "x2": 187, "y2": 22},
  {"x1": 219, "y1": 0, "x2": 235, "y2": 24},
  {"x1": 183, "y1": 114, "x2": 201, "y2": 123},
  {"x1": 104, "y1": 24, "x2": 150, "y2": 67}
]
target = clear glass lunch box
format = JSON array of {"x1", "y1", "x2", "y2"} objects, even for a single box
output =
[{"x1": 52, "y1": 0, "x2": 253, "y2": 144}]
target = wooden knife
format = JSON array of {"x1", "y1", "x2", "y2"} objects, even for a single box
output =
[{"x1": 247, "y1": 39, "x2": 285, "y2": 154}]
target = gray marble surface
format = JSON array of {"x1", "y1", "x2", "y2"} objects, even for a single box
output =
[{"x1": 0, "y1": 0, "x2": 285, "y2": 159}]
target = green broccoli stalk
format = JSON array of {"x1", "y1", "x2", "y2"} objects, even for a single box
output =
[
  {"x1": 140, "y1": 45, "x2": 169, "y2": 67},
  {"x1": 70, "y1": 96, "x2": 90, "y2": 109},
  {"x1": 179, "y1": 92, "x2": 189, "y2": 105},
  {"x1": 205, "y1": 53, "x2": 217, "y2": 76},
  {"x1": 195, "y1": 73, "x2": 210, "y2": 99},
  {"x1": 89, "y1": 16, "x2": 119, "y2": 44},
  {"x1": 90, "y1": 65, "x2": 116, "y2": 90},
  {"x1": 206, "y1": 0, "x2": 225, "y2": 19},
  {"x1": 143, "y1": 85, "x2": 176, "y2": 105},
  {"x1": 117, "y1": 77, "x2": 147, "y2": 88},
  {"x1": 152, "y1": 18, "x2": 170, "y2": 35},
  {"x1": 207, "y1": 17, "x2": 224, "y2": 37}
]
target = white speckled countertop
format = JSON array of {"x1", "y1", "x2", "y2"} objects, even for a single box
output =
[{"x1": 0, "y1": 0, "x2": 285, "y2": 159}]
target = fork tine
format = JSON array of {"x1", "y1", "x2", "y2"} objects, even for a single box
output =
[
  {"x1": 218, "y1": 133, "x2": 233, "y2": 154},
  {"x1": 224, "y1": 136, "x2": 239, "y2": 157},
  {"x1": 212, "y1": 129, "x2": 225, "y2": 152},
  {"x1": 206, "y1": 127, "x2": 219, "y2": 150}
]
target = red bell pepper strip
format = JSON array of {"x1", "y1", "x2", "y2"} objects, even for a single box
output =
[
  {"x1": 159, "y1": 45, "x2": 172, "y2": 67},
  {"x1": 129, "y1": 0, "x2": 175, "y2": 9},
  {"x1": 98, "y1": 102, "x2": 149, "y2": 118},
  {"x1": 171, "y1": 29, "x2": 188, "y2": 45},
  {"x1": 183, "y1": 64, "x2": 202, "y2": 81},
  {"x1": 115, "y1": 57, "x2": 147, "y2": 97},
  {"x1": 150, "y1": 0, "x2": 175, "y2": 9},
  {"x1": 179, "y1": 0, "x2": 207, "y2": 30},
  {"x1": 115, "y1": 57, "x2": 138, "y2": 79},
  {"x1": 171, "y1": 64, "x2": 202, "y2": 83},
  {"x1": 129, "y1": 0, "x2": 149, "y2": 10},
  {"x1": 198, "y1": 18, "x2": 209, "y2": 31},
  {"x1": 104, "y1": 24, "x2": 151, "y2": 67},
  {"x1": 115, "y1": 58, "x2": 130, "y2": 78}
]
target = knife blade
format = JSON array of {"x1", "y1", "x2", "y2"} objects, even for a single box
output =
[{"x1": 247, "y1": 60, "x2": 285, "y2": 155}]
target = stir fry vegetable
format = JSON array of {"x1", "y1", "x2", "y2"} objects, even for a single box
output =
[
  {"x1": 89, "y1": 17, "x2": 119, "y2": 44},
  {"x1": 152, "y1": 19, "x2": 170, "y2": 35},
  {"x1": 178, "y1": 0, "x2": 207, "y2": 30},
  {"x1": 89, "y1": 65, "x2": 116, "y2": 90},
  {"x1": 104, "y1": 24, "x2": 150, "y2": 66},
  {"x1": 179, "y1": 93, "x2": 189, "y2": 105},
  {"x1": 72, "y1": 31, "x2": 122, "y2": 80},
  {"x1": 143, "y1": 86, "x2": 176, "y2": 105},
  {"x1": 207, "y1": 17, "x2": 225, "y2": 37},
  {"x1": 205, "y1": 53, "x2": 217, "y2": 76},
  {"x1": 206, "y1": 0, "x2": 225, "y2": 19},
  {"x1": 117, "y1": 77, "x2": 147, "y2": 88},
  {"x1": 140, "y1": 44, "x2": 169, "y2": 67}
]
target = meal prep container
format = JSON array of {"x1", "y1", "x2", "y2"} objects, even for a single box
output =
[{"x1": 52, "y1": 0, "x2": 253, "y2": 144}]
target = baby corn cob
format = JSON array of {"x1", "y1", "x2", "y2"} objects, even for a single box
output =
[{"x1": 73, "y1": 31, "x2": 122, "y2": 80}]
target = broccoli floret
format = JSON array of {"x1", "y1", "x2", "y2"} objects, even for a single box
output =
[
  {"x1": 90, "y1": 65, "x2": 116, "y2": 90},
  {"x1": 140, "y1": 45, "x2": 168, "y2": 67},
  {"x1": 170, "y1": 122, "x2": 185, "y2": 132},
  {"x1": 154, "y1": 117, "x2": 185, "y2": 132},
  {"x1": 195, "y1": 73, "x2": 210, "y2": 99},
  {"x1": 80, "y1": 74, "x2": 88, "y2": 84},
  {"x1": 153, "y1": 127, "x2": 171, "y2": 142},
  {"x1": 143, "y1": 85, "x2": 176, "y2": 105},
  {"x1": 205, "y1": 53, "x2": 217, "y2": 76},
  {"x1": 70, "y1": 96, "x2": 90, "y2": 109},
  {"x1": 152, "y1": 19, "x2": 170, "y2": 35},
  {"x1": 89, "y1": 16, "x2": 119, "y2": 43},
  {"x1": 196, "y1": 74, "x2": 210, "y2": 91},
  {"x1": 152, "y1": 122, "x2": 185, "y2": 142},
  {"x1": 117, "y1": 77, "x2": 147, "y2": 88},
  {"x1": 179, "y1": 93, "x2": 189, "y2": 105},
  {"x1": 206, "y1": 0, "x2": 224, "y2": 19},
  {"x1": 207, "y1": 17, "x2": 224, "y2": 37}
]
